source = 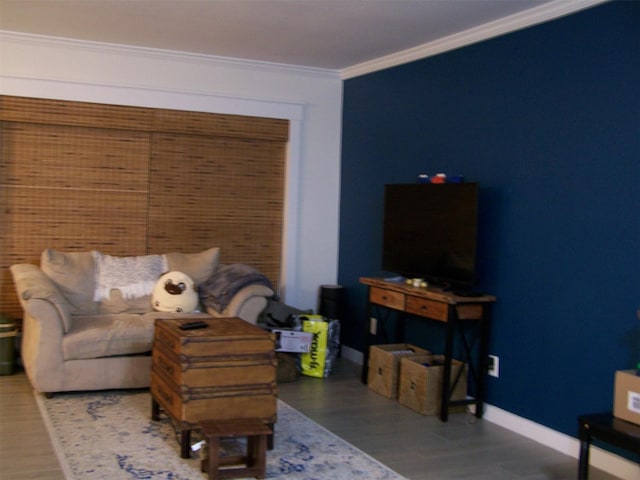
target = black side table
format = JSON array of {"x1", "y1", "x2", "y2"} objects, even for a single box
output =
[{"x1": 577, "y1": 412, "x2": 640, "y2": 479}]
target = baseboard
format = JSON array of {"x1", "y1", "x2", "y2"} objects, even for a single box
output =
[
  {"x1": 342, "y1": 345, "x2": 364, "y2": 365},
  {"x1": 483, "y1": 404, "x2": 639, "y2": 480},
  {"x1": 342, "y1": 346, "x2": 638, "y2": 480}
]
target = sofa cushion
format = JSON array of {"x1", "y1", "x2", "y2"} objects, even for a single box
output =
[
  {"x1": 40, "y1": 249, "x2": 97, "y2": 315},
  {"x1": 97, "y1": 289, "x2": 155, "y2": 315},
  {"x1": 62, "y1": 312, "x2": 213, "y2": 361},
  {"x1": 62, "y1": 314, "x2": 156, "y2": 360},
  {"x1": 166, "y1": 247, "x2": 220, "y2": 285}
]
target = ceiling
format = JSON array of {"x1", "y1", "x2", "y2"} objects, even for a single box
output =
[{"x1": 0, "y1": 0, "x2": 602, "y2": 73}]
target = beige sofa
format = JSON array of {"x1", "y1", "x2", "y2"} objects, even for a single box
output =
[{"x1": 10, "y1": 247, "x2": 274, "y2": 395}]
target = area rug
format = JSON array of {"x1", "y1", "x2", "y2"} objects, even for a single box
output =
[{"x1": 35, "y1": 389, "x2": 407, "y2": 480}]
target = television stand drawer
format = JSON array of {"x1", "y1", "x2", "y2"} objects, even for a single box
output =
[
  {"x1": 370, "y1": 287, "x2": 405, "y2": 310},
  {"x1": 405, "y1": 296, "x2": 448, "y2": 321}
]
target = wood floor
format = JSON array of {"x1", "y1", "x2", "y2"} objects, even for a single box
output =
[
  {"x1": 0, "y1": 360, "x2": 621, "y2": 480},
  {"x1": 0, "y1": 368, "x2": 65, "y2": 480}
]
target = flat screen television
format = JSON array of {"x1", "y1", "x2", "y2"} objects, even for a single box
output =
[{"x1": 382, "y1": 183, "x2": 479, "y2": 289}]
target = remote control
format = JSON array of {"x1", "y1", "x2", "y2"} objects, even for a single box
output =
[{"x1": 179, "y1": 321, "x2": 208, "y2": 330}]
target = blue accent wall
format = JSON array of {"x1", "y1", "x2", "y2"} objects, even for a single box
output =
[{"x1": 339, "y1": 1, "x2": 639, "y2": 438}]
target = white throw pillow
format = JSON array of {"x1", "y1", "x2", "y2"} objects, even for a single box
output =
[{"x1": 151, "y1": 271, "x2": 199, "y2": 313}]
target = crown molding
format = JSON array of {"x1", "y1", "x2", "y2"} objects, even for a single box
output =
[
  {"x1": 1, "y1": 0, "x2": 610, "y2": 82},
  {"x1": 341, "y1": 0, "x2": 610, "y2": 80},
  {"x1": 0, "y1": 30, "x2": 341, "y2": 80}
]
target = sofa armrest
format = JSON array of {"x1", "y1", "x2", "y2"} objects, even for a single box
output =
[
  {"x1": 10, "y1": 264, "x2": 71, "y2": 393},
  {"x1": 10, "y1": 264, "x2": 72, "y2": 333},
  {"x1": 206, "y1": 284, "x2": 274, "y2": 325}
]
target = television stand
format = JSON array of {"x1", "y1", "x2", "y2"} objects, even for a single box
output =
[
  {"x1": 360, "y1": 277, "x2": 496, "y2": 421},
  {"x1": 451, "y1": 289, "x2": 486, "y2": 298}
]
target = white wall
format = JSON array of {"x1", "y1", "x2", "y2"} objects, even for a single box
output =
[{"x1": 0, "y1": 32, "x2": 343, "y2": 310}]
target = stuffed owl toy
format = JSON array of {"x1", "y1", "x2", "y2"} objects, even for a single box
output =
[{"x1": 152, "y1": 271, "x2": 199, "y2": 313}]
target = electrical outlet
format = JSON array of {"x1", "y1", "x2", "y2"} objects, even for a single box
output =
[
  {"x1": 488, "y1": 354, "x2": 500, "y2": 378},
  {"x1": 369, "y1": 317, "x2": 377, "y2": 335}
]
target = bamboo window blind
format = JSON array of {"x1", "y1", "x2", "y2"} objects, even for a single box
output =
[{"x1": 0, "y1": 95, "x2": 288, "y2": 321}]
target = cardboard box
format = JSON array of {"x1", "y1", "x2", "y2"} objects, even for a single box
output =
[
  {"x1": 367, "y1": 343, "x2": 430, "y2": 398},
  {"x1": 398, "y1": 354, "x2": 467, "y2": 416},
  {"x1": 272, "y1": 329, "x2": 313, "y2": 353},
  {"x1": 613, "y1": 369, "x2": 640, "y2": 425}
]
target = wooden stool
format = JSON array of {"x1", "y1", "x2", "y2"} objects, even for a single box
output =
[{"x1": 200, "y1": 419, "x2": 272, "y2": 480}]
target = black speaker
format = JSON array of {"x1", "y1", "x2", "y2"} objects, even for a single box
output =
[{"x1": 318, "y1": 284, "x2": 345, "y2": 320}]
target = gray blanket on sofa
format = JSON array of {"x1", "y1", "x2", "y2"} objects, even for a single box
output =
[{"x1": 199, "y1": 263, "x2": 274, "y2": 313}]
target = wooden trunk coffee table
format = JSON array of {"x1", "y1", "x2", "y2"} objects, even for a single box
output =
[{"x1": 150, "y1": 317, "x2": 277, "y2": 458}]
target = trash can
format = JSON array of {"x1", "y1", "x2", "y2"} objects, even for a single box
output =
[
  {"x1": 318, "y1": 285, "x2": 345, "y2": 358},
  {"x1": 0, "y1": 315, "x2": 17, "y2": 375},
  {"x1": 318, "y1": 284, "x2": 345, "y2": 320}
]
